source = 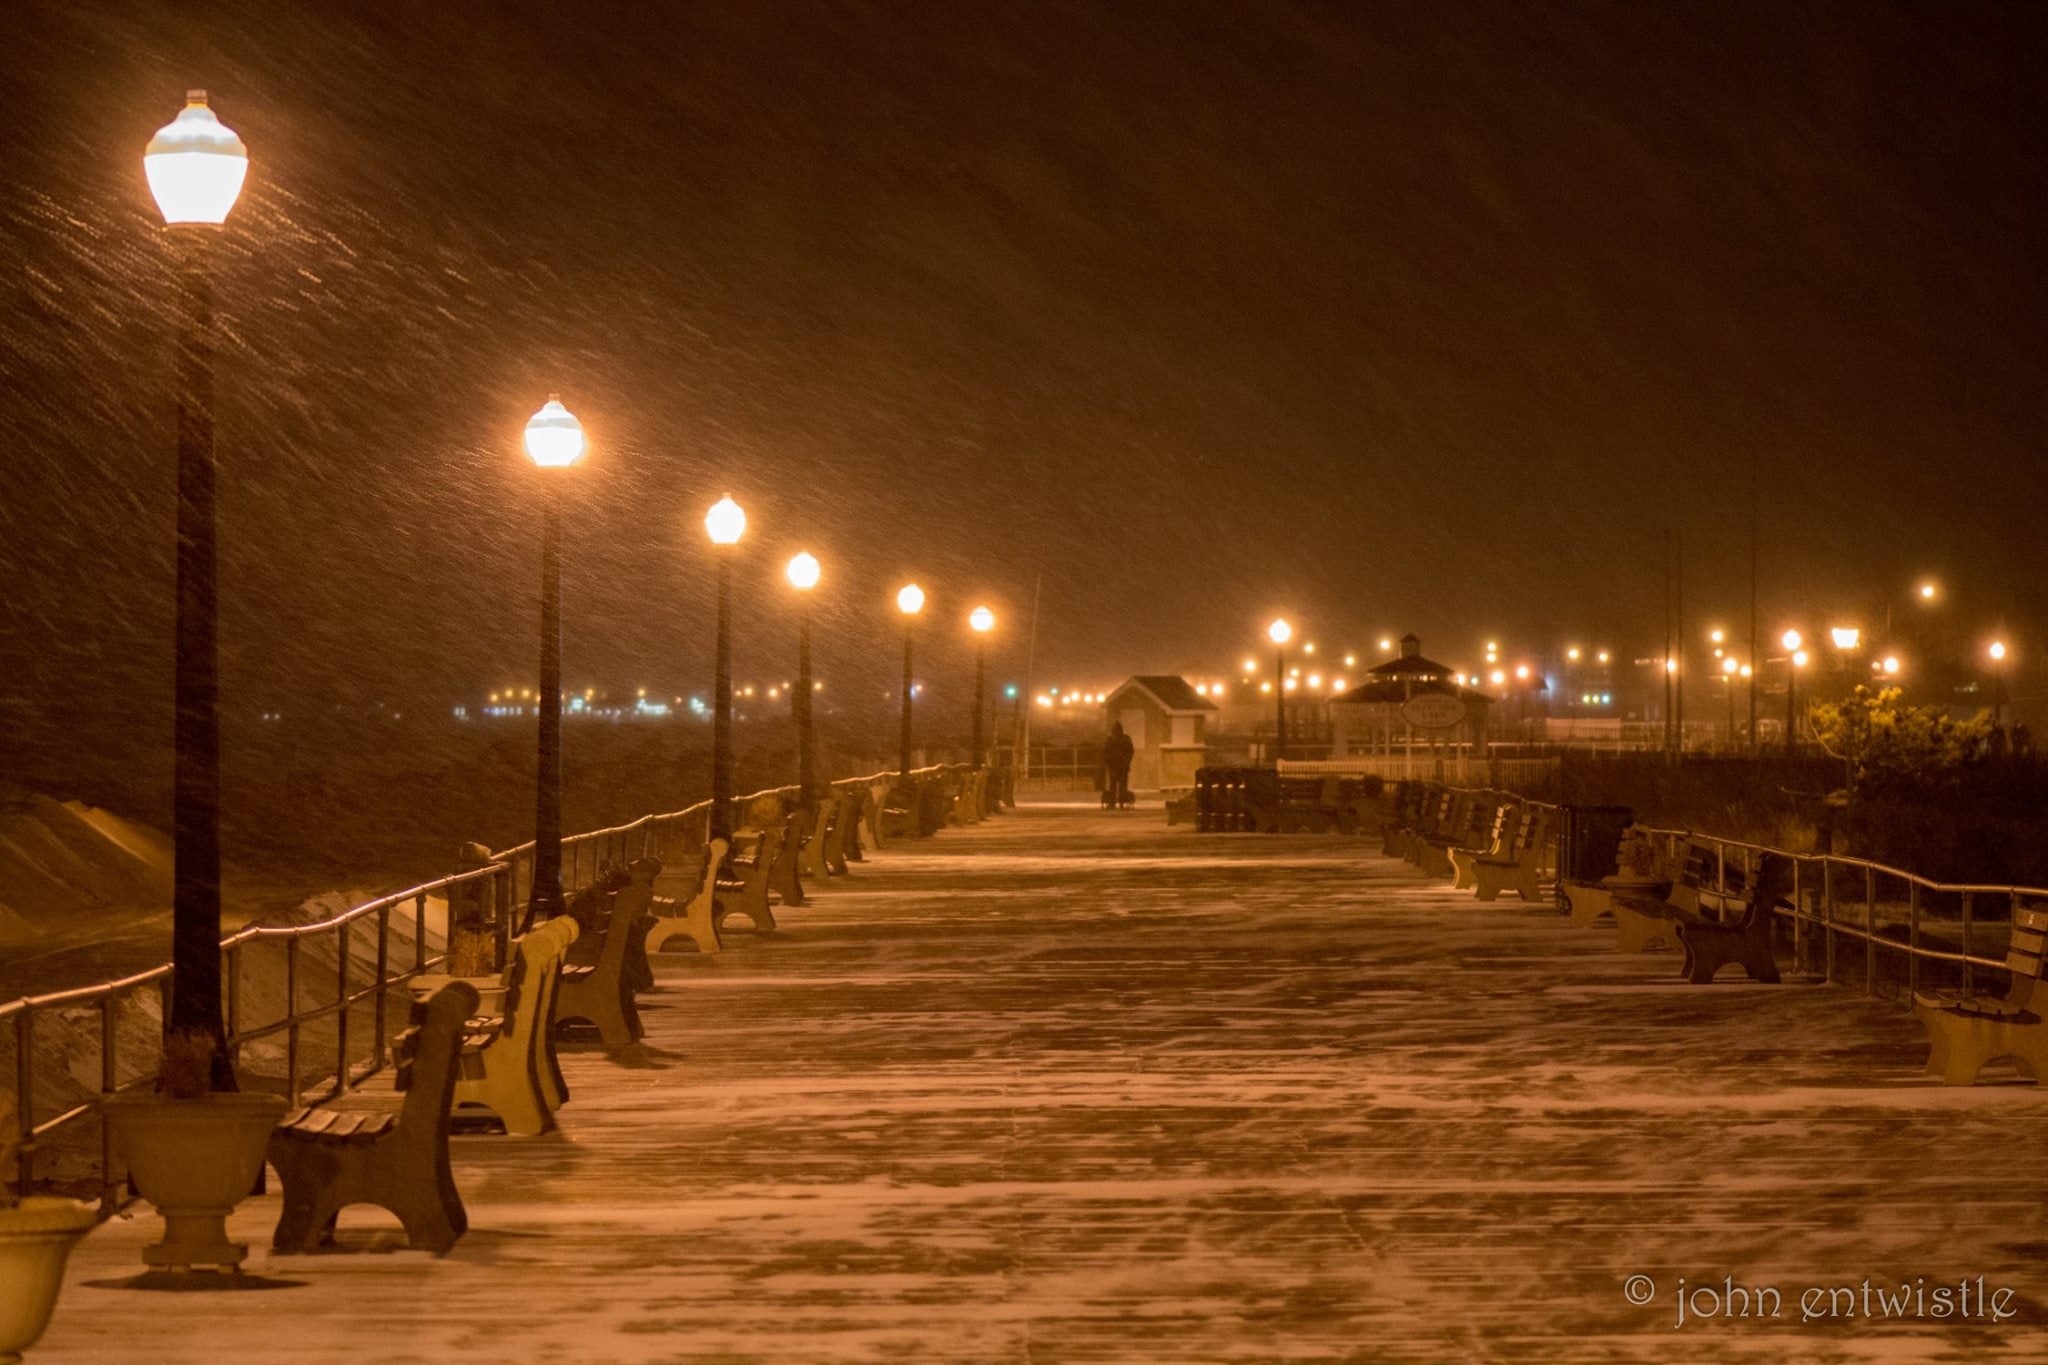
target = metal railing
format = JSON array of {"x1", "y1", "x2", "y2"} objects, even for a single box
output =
[
  {"x1": 1403, "y1": 777, "x2": 2047, "y2": 1006},
  {"x1": 4, "y1": 761, "x2": 962, "y2": 1206}
]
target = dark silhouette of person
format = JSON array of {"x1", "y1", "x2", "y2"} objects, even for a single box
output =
[{"x1": 1103, "y1": 721, "x2": 1136, "y2": 809}]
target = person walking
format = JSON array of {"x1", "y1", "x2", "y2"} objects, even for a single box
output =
[{"x1": 1103, "y1": 720, "x2": 1136, "y2": 810}]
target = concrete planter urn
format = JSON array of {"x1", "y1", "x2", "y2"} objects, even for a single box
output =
[
  {"x1": 0, "y1": 1197, "x2": 97, "y2": 1362},
  {"x1": 102, "y1": 1092, "x2": 287, "y2": 1271}
]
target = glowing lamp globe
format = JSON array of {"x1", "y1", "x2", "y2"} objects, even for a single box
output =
[
  {"x1": 705, "y1": 496, "x2": 746, "y2": 546},
  {"x1": 523, "y1": 396, "x2": 585, "y2": 467},
  {"x1": 786, "y1": 552, "x2": 820, "y2": 590},
  {"x1": 897, "y1": 583, "x2": 925, "y2": 615},
  {"x1": 1781, "y1": 629, "x2": 1803, "y2": 652},
  {"x1": 1792, "y1": 650, "x2": 1809, "y2": 668},
  {"x1": 969, "y1": 606, "x2": 995, "y2": 633},
  {"x1": 1990, "y1": 641, "x2": 2008, "y2": 662},
  {"x1": 1268, "y1": 619, "x2": 1291, "y2": 646},
  {"x1": 1722, "y1": 657, "x2": 1738, "y2": 675},
  {"x1": 145, "y1": 91, "x2": 248, "y2": 225},
  {"x1": 1830, "y1": 627, "x2": 1860, "y2": 650}
]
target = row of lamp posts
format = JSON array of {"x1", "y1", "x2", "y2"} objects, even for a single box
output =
[{"x1": 145, "y1": 93, "x2": 1003, "y2": 1093}]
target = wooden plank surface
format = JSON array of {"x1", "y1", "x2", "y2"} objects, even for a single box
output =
[{"x1": 39, "y1": 802, "x2": 2048, "y2": 1362}]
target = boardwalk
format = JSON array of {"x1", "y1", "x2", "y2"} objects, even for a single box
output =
[{"x1": 38, "y1": 803, "x2": 2048, "y2": 1363}]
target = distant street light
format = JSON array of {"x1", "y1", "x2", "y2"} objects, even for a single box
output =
[
  {"x1": 1990, "y1": 640, "x2": 2010, "y2": 726},
  {"x1": 786, "y1": 552, "x2": 820, "y2": 808},
  {"x1": 522, "y1": 395, "x2": 586, "y2": 926},
  {"x1": 1781, "y1": 628, "x2": 1803, "y2": 652},
  {"x1": 897, "y1": 584, "x2": 925, "y2": 776},
  {"x1": 1268, "y1": 618, "x2": 1292, "y2": 761},
  {"x1": 1830, "y1": 627, "x2": 1861, "y2": 650},
  {"x1": 969, "y1": 606, "x2": 995, "y2": 771},
  {"x1": 706, "y1": 496, "x2": 746, "y2": 840},
  {"x1": 1787, "y1": 647, "x2": 1809, "y2": 753},
  {"x1": 147, "y1": 92, "x2": 248, "y2": 1087}
]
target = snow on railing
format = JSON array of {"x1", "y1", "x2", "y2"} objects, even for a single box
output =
[{"x1": 2, "y1": 762, "x2": 962, "y2": 1206}]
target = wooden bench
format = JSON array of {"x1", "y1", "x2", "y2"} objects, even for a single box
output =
[
  {"x1": 452, "y1": 916, "x2": 576, "y2": 1135},
  {"x1": 1610, "y1": 840, "x2": 1757, "y2": 959},
  {"x1": 713, "y1": 825, "x2": 782, "y2": 934},
  {"x1": 1377, "y1": 782, "x2": 1424, "y2": 857},
  {"x1": 555, "y1": 857, "x2": 657, "y2": 1047},
  {"x1": 877, "y1": 778, "x2": 920, "y2": 842},
  {"x1": 1675, "y1": 852, "x2": 1789, "y2": 983},
  {"x1": 1163, "y1": 787, "x2": 1197, "y2": 826},
  {"x1": 837, "y1": 784, "x2": 868, "y2": 864},
  {"x1": 796, "y1": 797, "x2": 834, "y2": 881},
  {"x1": 1914, "y1": 905, "x2": 2048, "y2": 1085},
  {"x1": 1412, "y1": 793, "x2": 1490, "y2": 878},
  {"x1": 823, "y1": 786, "x2": 859, "y2": 873},
  {"x1": 267, "y1": 980, "x2": 477, "y2": 1252},
  {"x1": 764, "y1": 806, "x2": 807, "y2": 908},
  {"x1": 1472, "y1": 805, "x2": 1555, "y2": 903},
  {"x1": 1448, "y1": 802, "x2": 1521, "y2": 890},
  {"x1": 644, "y1": 836, "x2": 728, "y2": 956},
  {"x1": 1389, "y1": 787, "x2": 1453, "y2": 861},
  {"x1": 867, "y1": 778, "x2": 898, "y2": 847}
]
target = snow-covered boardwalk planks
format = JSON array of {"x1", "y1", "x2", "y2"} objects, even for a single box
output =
[{"x1": 37, "y1": 802, "x2": 2048, "y2": 1362}]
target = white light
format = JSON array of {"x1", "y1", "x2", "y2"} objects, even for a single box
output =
[
  {"x1": 1739, "y1": 665, "x2": 1752, "y2": 678},
  {"x1": 1781, "y1": 629, "x2": 1803, "y2": 651},
  {"x1": 1990, "y1": 641, "x2": 2008, "y2": 661},
  {"x1": 1722, "y1": 657, "x2": 1737, "y2": 674},
  {"x1": 1489, "y1": 669, "x2": 1506, "y2": 685},
  {"x1": 1882, "y1": 656, "x2": 1901, "y2": 674},
  {"x1": 1919, "y1": 582, "x2": 1937, "y2": 600},
  {"x1": 1283, "y1": 678, "x2": 1297, "y2": 691},
  {"x1": 897, "y1": 583, "x2": 925, "y2": 615},
  {"x1": 969, "y1": 605, "x2": 995, "y2": 633},
  {"x1": 1343, "y1": 654, "x2": 1356, "y2": 667},
  {"x1": 1566, "y1": 647, "x2": 1581, "y2": 661},
  {"x1": 1830, "y1": 627, "x2": 1860, "y2": 650},
  {"x1": 1664, "y1": 658, "x2": 1677, "y2": 674},
  {"x1": 523, "y1": 396, "x2": 586, "y2": 468},
  {"x1": 1303, "y1": 643, "x2": 1316, "y2": 655},
  {"x1": 1792, "y1": 650, "x2": 1809, "y2": 667},
  {"x1": 1378, "y1": 638, "x2": 1392, "y2": 652},
  {"x1": 786, "y1": 552, "x2": 820, "y2": 590},
  {"x1": 1515, "y1": 664, "x2": 1531, "y2": 680},
  {"x1": 1268, "y1": 618, "x2": 1292, "y2": 645},
  {"x1": 705, "y1": 495, "x2": 746, "y2": 545},
  {"x1": 1194, "y1": 684, "x2": 1208, "y2": 696},
  {"x1": 145, "y1": 91, "x2": 248, "y2": 225},
  {"x1": 1331, "y1": 677, "x2": 1346, "y2": 691},
  {"x1": 1597, "y1": 650, "x2": 1611, "y2": 664},
  {"x1": 1242, "y1": 658, "x2": 1257, "y2": 673},
  {"x1": 1709, "y1": 629, "x2": 1724, "y2": 644}
]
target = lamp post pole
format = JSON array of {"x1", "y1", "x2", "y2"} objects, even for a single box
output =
[
  {"x1": 969, "y1": 606, "x2": 995, "y2": 770},
  {"x1": 520, "y1": 396, "x2": 585, "y2": 926},
  {"x1": 531, "y1": 479, "x2": 565, "y2": 922},
  {"x1": 169, "y1": 222, "x2": 226, "y2": 1081},
  {"x1": 706, "y1": 497, "x2": 746, "y2": 842},
  {"x1": 897, "y1": 584, "x2": 925, "y2": 778},
  {"x1": 148, "y1": 91, "x2": 248, "y2": 1088},
  {"x1": 786, "y1": 553, "x2": 820, "y2": 809},
  {"x1": 1268, "y1": 619, "x2": 1292, "y2": 764}
]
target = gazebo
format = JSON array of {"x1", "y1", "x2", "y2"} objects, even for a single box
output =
[{"x1": 1328, "y1": 635, "x2": 1494, "y2": 757}]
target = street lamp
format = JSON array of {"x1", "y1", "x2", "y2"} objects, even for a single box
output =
[
  {"x1": 705, "y1": 496, "x2": 746, "y2": 841},
  {"x1": 1990, "y1": 640, "x2": 2010, "y2": 726},
  {"x1": 969, "y1": 606, "x2": 995, "y2": 771},
  {"x1": 1268, "y1": 618, "x2": 1292, "y2": 761},
  {"x1": 1785, "y1": 640, "x2": 1809, "y2": 754},
  {"x1": 1721, "y1": 655, "x2": 1738, "y2": 746},
  {"x1": 897, "y1": 584, "x2": 925, "y2": 776},
  {"x1": 522, "y1": 395, "x2": 585, "y2": 927},
  {"x1": 147, "y1": 92, "x2": 247, "y2": 1086},
  {"x1": 786, "y1": 552, "x2": 820, "y2": 808}
]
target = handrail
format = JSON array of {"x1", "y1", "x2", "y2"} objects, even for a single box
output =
[
  {"x1": 5, "y1": 759, "x2": 970, "y2": 1204},
  {"x1": 1412, "y1": 777, "x2": 2047, "y2": 1004}
]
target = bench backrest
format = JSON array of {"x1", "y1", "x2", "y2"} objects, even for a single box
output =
[
  {"x1": 2003, "y1": 905, "x2": 2048, "y2": 1008},
  {"x1": 503, "y1": 917, "x2": 577, "y2": 1051},
  {"x1": 599, "y1": 859, "x2": 658, "y2": 974},
  {"x1": 397, "y1": 981, "x2": 481, "y2": 1132},
  {"x1": 1486, "y1": 802, "x2": 1523, "y2": 854}
]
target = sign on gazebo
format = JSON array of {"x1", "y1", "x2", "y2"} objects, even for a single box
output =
[{"x1": 1401, "y1": 693, "x2": 1467, "y2": 730}]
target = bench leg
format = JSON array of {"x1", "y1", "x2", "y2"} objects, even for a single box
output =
[
  {"x1": 1915, "y1": 1008, "x2": 2038, "y2": 1087},
  {"x1": 644, "y1": 899, "x2": 722, "y2": 956},
  {"x1": 1448, "y1": 849, "x2": 1479, "y2": 891},
  {"x1": 267, "y1": 1139, "x2": 344, "y2": 1252},
  {"x1": 1612, "y1": 905, "x2": 1677, "y2": 953}
]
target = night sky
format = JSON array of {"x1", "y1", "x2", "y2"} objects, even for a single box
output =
[{"x1": 3, "y1": 1, "x2": 2043, "y2": 788}]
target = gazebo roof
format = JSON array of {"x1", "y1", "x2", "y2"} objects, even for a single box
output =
[{"x1": 1111, "y1": 675, "x2": 1217, "y2": 714}]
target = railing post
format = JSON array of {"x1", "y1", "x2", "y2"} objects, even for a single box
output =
[
  {"x1": 15, "y1": 1010, "x2": 33, "y2": 1198},
  {"x1": 225, "y1": 943, "x2": 241, "y2": 1071},
  {"x1": 373, "y1": 904, "x2": 391, "y2": 1070},
  {"x1": 1822, "y1": 860, "x2": 1837, "y2": 984},
  {"x1": 1961, "y1": 892, "x2": 1975, "y2": 998},
  {"x1": 414, "y1": 892, "x2": 428, "y2": 973},
  {"x1": 1864, "y1": 865, "x2": 1877, "y2": 997},
  {"x1": 284, "y1": 936, "x2": 301, "y2": 1107},
  {"x1": 99, "y1": 1001, "x2": 118, "y2": 1211},
  {"x1": 334, "y1": 918, "x2": 351, "y2": 1096},
  {"x1": 1905, "y1": 882, "x2": 1920, "y2": 999}
]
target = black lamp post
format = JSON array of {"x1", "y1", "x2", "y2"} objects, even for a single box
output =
[
  {"x1": 897, "y1": 584, "x2": 925, "y2": 776},
  {"x1": 146, "y1": 92, "x2": 247, "y2": 1086},
  {"x1": 706, "y1": 497, "x2": 747, "y2": 840},
  {"x1": 521, "y1": 397, "x2": 585, "y2": 925},
  {"x1": 787, "y1": 552, "x2": 820, "y2": 807},
  {"x1": 1268, "y1": 618, "x2": 1291, "y2": 762},
  {"x1": 1781, "y1": 629, "x2": 1805, "y2": 754},
  {"x1": 969, "y1": 606, "x2": 995, "y2": 769}
]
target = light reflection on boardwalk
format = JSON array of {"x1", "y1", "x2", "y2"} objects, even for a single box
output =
[{"x1": 40, "y1": 803, "x2": 2048, "y2": 1362}]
